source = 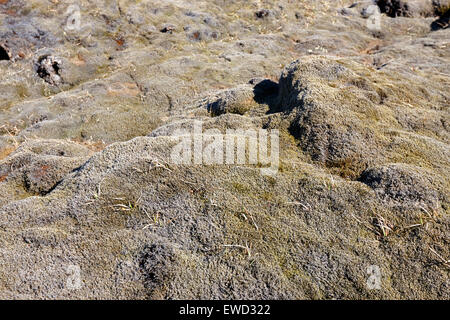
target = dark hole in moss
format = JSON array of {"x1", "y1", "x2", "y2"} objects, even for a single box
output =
[
  {"x1": 52, "y1": 62, "x2": 60, "y2": 73},
  {"x1": 376, "y1": 0, "x2": 407, "y2": 17},
  {"x1": 251, "y1": 79, "x2": 280, "y2": 113},
  {"x1": 0, "y1": 45, "x2": 10, "y2": 61},
  {"x1": 255, "y1": 9, "x2": 270, "y2": 19},
  {"x1": 431, "y1": 9, "x2": 449, "y2": 31}
]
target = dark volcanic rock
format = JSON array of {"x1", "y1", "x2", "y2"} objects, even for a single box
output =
[
  {"x1": 35, "y1": 55, "x2": 62, "y2": 86},
  {"x1": 377, "y1": 0, "x2": 450, "y2": 17}
]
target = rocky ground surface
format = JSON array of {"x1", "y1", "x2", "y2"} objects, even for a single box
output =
[{"x1": 0, "y1": 0, "x2": 449, "y2": 299}]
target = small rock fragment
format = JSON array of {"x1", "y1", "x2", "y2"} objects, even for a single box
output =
[
  {"x1": 160, "y1": 25, "x2": 176, "y2": 34},
  {"x1": 35, "y1": 55, "x2": 62, "y2": 86}
]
